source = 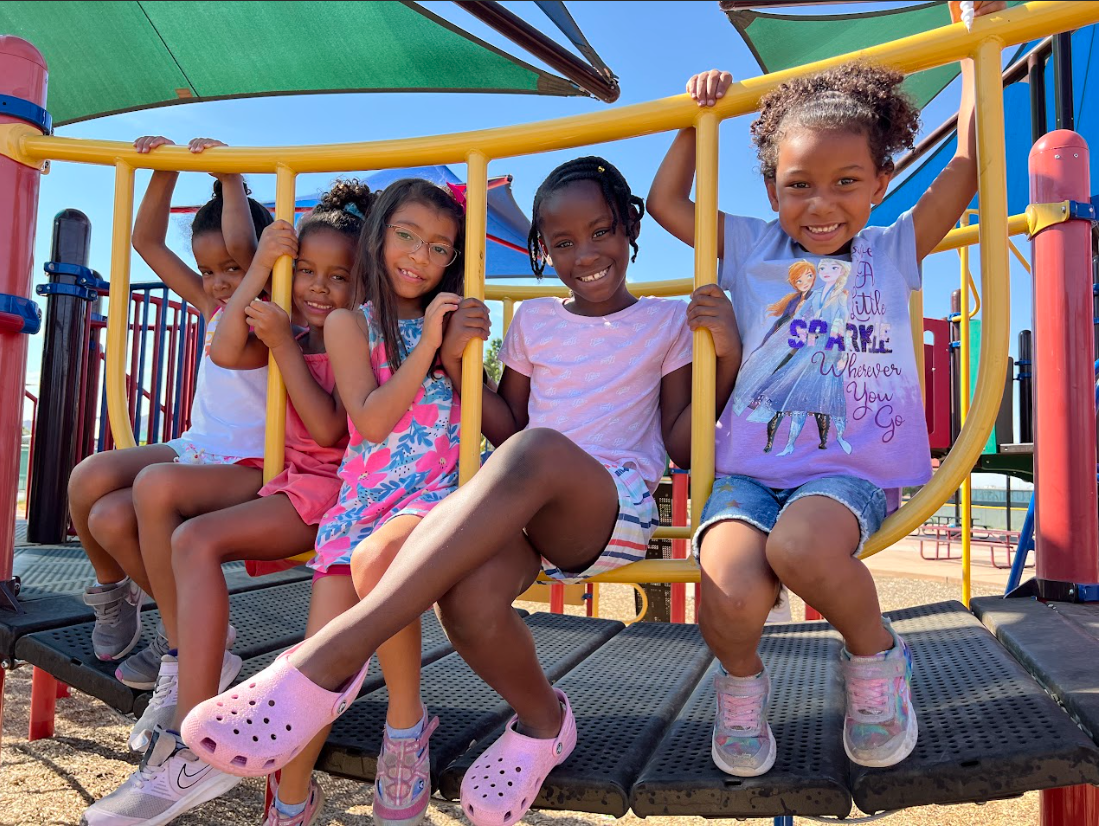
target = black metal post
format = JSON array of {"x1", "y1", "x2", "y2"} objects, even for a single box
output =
[
  {"x1": 27, "y1": 210, "x2": 92, "y2": 544},
  {"x1": 1052, "y1": 32, "x2": 1074, "y2": 131},
  {"x1": 1028, "y1": 50, "x2": 1048, "y2": 144},
  {"x1": 950, "y1": 289, "x2": 962, "y2": 527},
  {"x1": 1018, "y1": 330, "x2": 1034, "y2": 444}
]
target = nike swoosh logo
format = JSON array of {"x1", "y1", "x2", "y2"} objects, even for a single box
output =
[{"x1": 176, "y1": 763, "x2": 211, "y2": 790}]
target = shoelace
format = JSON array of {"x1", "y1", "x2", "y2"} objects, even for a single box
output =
[
  {"x1": 378, "y1": 737, "x2": 421, "y2": 801},
  {"x1": 148, "y1": 670, "x2": 178, "y2": 710},
  {"x1": 94, "y1": 594, "x2": 124, "y2": 626},
  {"x1": 718, "y1": 690, "x2": 763, "y2": 733},
  {"x1": 848, "y1": 677, "x2": 889, "y2": 717}
]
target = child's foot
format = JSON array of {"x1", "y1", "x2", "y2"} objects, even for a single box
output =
[
  {"x1": 116, "y1": 622, "x2": 236, "y2": 690},
  {"x1": 374, "y1": 708, "x2": 440, "y2": 826},
  {"x1": 84, "y1": 578, "x2": 144, "y2": 661},
  {"x1": 263, "y1": 774, "x2": 325, "y2": 826},
  {"x1": 460, "y1": 689, "x2": 576, "y2": 826},
  {"x1": 711, "y1": 667, "x2": 776, "y2": 777},
  {"x1": 840, "y1": 620, "x2": 918, "y2": 767},
  {"x1": 130, "y1": 649, "x2": 243, "y2": 752},
  {"x1": 80, "y1": 727, "x2": 241, "y2": 826}
]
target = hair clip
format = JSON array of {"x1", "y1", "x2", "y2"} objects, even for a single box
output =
[
  {"x1": 343, "y1": 202, "x2": 363, "y2": 218},
  {"x1": 444, "y1": 182, "x2": 467, "y2": 213},
  {"x1": 597, "y1": 165, "x2": 605, "y2": 173}
]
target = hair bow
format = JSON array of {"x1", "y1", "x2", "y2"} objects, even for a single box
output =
[{"x1": 445, "y1": 182, "x2": 467, "y2": 213}]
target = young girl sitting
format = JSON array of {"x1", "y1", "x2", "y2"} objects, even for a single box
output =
[
  {"x1": 183, "y1": 157, "x2": 740, "y2": 826},
  {"x1": 80, "y1": 181, "x2": 371, "y2": 826},
  {"x1": 68, "y1": 136, "x2": 271, "y2": 674},
  {"x1": 646, "y1": 0, "x2": 1004, "y2": 777}
]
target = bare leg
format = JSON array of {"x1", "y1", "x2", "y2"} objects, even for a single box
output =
[
  {"x1": 766, "y1": 497, "x2": 892, "y2": 655},
  {"x1": 287, "y1": 429, "x2": 619, "y2": 723},
  {"x1": 272, "y1": 575, "x2": 360, "y2": 807},
  {"x1": 86, "y1": 489, "x2": 151, "y2": 594},
  {"x1": 349, "y1": 515, "x2": 427, "y2": 730},
  {"x1": 697, "y1": 521, "x2": 780, "y2": 677},
  {"x1": 172, "y1": 494, "x2": 318, "y2": 725},
  {"x1": 132, "y1": 463, "x2": 262, "y2": 645},
  {"x1": 67, "y1": 444, "x2": 176, "y2": 583}
]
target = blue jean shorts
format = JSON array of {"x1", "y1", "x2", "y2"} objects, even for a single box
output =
[{"x1": 693, "y1": 474, "x2": 887, "y2": 561}]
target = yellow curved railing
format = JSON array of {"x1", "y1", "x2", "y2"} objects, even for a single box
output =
[{"x1": 12, "y1": 2, "x2": 1097, "y2": 581}]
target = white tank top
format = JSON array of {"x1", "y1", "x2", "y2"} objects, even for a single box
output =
[{"x1": 181, "y1": 308, "x2": 268, "y2": 458}]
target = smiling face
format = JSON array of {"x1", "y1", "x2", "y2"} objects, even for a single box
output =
[
  {"x1": 293, "y1": 227, "x2": 357, "y2": 329},
  {"x1": 382, "y1": 201, "x2": 459, "y2": 317},
  {"x1": 192, "y1": 231, "x2": 246, "y2": 308},
  {"x1": 537, "y1": 179, "x2": 636, "y2": 316},
  {"x1": 764, "y1": 128, "x2": 891, "y2": 256}
]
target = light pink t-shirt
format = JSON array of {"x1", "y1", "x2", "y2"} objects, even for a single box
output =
[{"x1": 499, "y1": 296, "x2": 693, "y2": 491}]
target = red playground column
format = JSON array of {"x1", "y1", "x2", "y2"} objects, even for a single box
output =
[
  {"x1": 0, "y1": 36, "x2": 48, "y2": 756},
  {"x1": 1029, "y1": 131, "x2": 1099, "y2": 825}
]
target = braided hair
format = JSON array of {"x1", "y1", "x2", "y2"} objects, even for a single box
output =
[
  {"x1": 751, "y1": 61, "x2": 921, "y2": 180},
  {"x1": 192, "y1": 178, "x2": 273, "y2": 238},
  {"x1": 299, "y1": 178, "x2": 376, "y2": 306},
  {"x1": 526, "y1": 156, "x2": 644, "y2": 277}
]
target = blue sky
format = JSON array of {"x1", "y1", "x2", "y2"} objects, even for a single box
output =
[{"x1": 22, "y1": 1, "x2": 1032, "y2": 449}]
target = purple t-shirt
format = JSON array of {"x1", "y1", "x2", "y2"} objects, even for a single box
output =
[
  {"x1": 499, "y1": 296, "x2": 693, "y2": 491},
  {"x1": 715, "y1": 210, "x2": 931, "y2": 494}
]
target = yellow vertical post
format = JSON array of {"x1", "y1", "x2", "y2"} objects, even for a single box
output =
[
  {"x1": 958, "y1": 212, "x2": 973, "y2": 606},
  {"x1": 910, "y1": 291, "x2": 925, "y2": 401},
  {"x1": 691, "y1": 113, "x2": 719, "y2": 529},
  {"x1": 967, "y1": 36, "x2": 1012, "y2": 605},
  {"x1": 503, "y1": 298, "x2": 514, "y2": 334},
  {"x1": 264, "y1": 164, "x2": 296, "y2": 483},
  {"x1": 460, "y1": 151, "x2": 488, "y2": 485},
  {"x1": 107, "y1": 161, "x2": 137, "y2": 449}
]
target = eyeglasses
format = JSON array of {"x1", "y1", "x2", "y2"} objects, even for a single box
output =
[{"x1": 385, "y1": 225, "x2": 459, "y2": 267}]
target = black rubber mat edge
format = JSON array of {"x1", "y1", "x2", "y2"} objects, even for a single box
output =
[
  {"x1": 632, "y1": 622, "x2": 851, "y2": 818},
  {"x1": 853, "y1": 601, "x2": 1099, "y2": 814}
]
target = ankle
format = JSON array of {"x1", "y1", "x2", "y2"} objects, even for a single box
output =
[{"x1": 719, "y1": 653, "x2": 765, "y2": 679}]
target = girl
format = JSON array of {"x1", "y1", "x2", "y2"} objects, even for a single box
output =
[
  {"x1": 182, "y1": 157, "x2": 740, "y2": 826},
  {"x1": 68, "y1": 136, "x2": 271, "y2": 673},
  {"x1": 646, "y1": 1, "x2": 1004, "y2": 777},
  {"x1": 80, "y1": 181, "x2": 372, "y2": 826}
]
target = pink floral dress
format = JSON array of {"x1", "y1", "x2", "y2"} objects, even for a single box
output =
[{"x1": 310, "y1": 302, "x2": 460, "y2": 572}]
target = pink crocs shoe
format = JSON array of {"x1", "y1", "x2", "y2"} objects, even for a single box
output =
[
  {"x1": 460, "y1": 689, "x2": 576, "y2": 826},
  {"x1": 181, "y1": 643, "x2": 370, "y2": 777}
]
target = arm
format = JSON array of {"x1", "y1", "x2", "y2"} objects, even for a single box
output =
[
  {"x1": 911, "y1": 2, "x2": 1006, "y2": 260},
  {"x1": 209, "y1": 221, "x2": 296, "y2": 370},
  {"x1": 131, "y1": 136, "x2": 215, "y2": 317},
  {"x1": 647, "y1": 71, "x2": 733, "y2": 257},
  {"x1": 270, "y1": 338, "x2": 348, "y2": 447},
  {"x1": 328, "y1": 293, "x2": 461, "y2": 443},
  {"x1": 188, "y1": 138, "x2": 261, "y2": 270}
]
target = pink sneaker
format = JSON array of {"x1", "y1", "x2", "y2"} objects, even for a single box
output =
[
  {"x1": 263, "y1": 773, "x2": 325, "y2": 826},
  {"x1": 460, "y1": 689, "x2": 576, "y2": 826},
  {"x1": 373, "y1": 709, "x2": 440, "y2": 826}
]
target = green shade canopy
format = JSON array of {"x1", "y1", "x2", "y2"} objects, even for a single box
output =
[
  {"x1": 724, "y1": 1, "x2": 1025, "y2": 108},
  {"x1": 0, "y1": 1, "x2": 583, "y2": 127}
]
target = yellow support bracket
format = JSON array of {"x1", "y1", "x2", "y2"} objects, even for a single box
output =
[
  {"x1": 0, "y1": 122, "x2": 47, "y2": 171},
  {"x1": 1025, "y1": 199, "x2": 1097, "y2": 238}
]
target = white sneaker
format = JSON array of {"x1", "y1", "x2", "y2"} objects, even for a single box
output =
[
  {"x1": 80, "y1": 727, "x2": 241, "y2": 825},
  {"x1": 129, "y1": 650, "x2": 242, "y2": 753}
]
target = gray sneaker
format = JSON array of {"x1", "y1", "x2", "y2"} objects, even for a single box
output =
[
  {"x1": 116, "y1": 622, "x2": 236, "y2": 690},
  {"x1": 711, "y1": 666, "x2": 776, "y2": 777},
  {"x1": 84, "y1": 578, "x2": 144, "y2": 661},
  {"x1": 129, "y1": 649, "x2": 243, "y2": 753}
]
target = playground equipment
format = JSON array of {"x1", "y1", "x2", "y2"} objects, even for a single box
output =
[{"x1": 3, "y1": 3, "x2": 1099, "y2": 824}]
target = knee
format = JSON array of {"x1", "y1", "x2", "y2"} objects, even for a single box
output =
[
  {"x1": 132, "y1": 464, "x2": 180, "y2": 516},
  {"x1": 697, "y1": 585, "x2": 759, "y2": 646},
  {"x1": 68, "y1": 452, "x2": 114, "y2": 511},
  {"x1": 171, "y1": 520, "x2": 226, "y2": 575},
  {"x1": 87, "y1": 494, "x2": 136, "y2": 548},
  {"x1": 436, "y1": 582, "x2": 509, "y2": 647},
  {"x1": 765, "y1": 520, "x2": 820, "y2": 582},
  {"x1": 349, "y1": 534, "x2": 404, "y2": 596},
  {"x1": 490, "y1": 428, "x2": 569, "y2": 482}
]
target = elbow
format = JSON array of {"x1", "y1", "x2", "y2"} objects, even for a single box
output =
[{"x1": 208, "y1": 349, "x2": 232, "y2": 369}]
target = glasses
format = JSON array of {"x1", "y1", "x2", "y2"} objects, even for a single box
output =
[{"x1": 386, "y1": 224, "x2": 459, "y2": 267}]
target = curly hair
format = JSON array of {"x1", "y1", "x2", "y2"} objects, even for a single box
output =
[
  {"x1": 354, "y1": 178, "x2": 465, "y2": 374},
  {"x1": 750, "y1": 61, "x2": 921, "y2": 179},
  {"x1": 299, "y1": 178, "x2": 375, "y2": 243},
  {"x1": 526, "y1": 156, "x2": 644, "y2": 278},
  {"x1": 191, "y1": 178, "x2": 273, "y2": 238}
]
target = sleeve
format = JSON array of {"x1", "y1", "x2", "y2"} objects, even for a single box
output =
[
  {"x1": 498, "y1": 300, "x2": 533, "y2": 377},
  {"x1": 872, "y1": 209, "x2": 922, "y2": 291},
  {"x1": 718, "y1": 213, "x2": 771, "y2": 292},
  {"x1": 660, "y1": 300, "x2": 694, "y2": 377}
]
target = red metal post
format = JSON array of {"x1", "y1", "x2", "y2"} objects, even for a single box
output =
[
  {"x1": 549, "y1": 584, "x2": 565, "y2": 614},
  {"x1": 28, "y1": 667, "x2": 58, "y2": 740},
  {"x1": 1030, "y1": 130, "x2": 1099, "y2": 826},
  {"x1": 670, "y1": 469, "x2": 688, "y2": 623},
  {"x1": 56, "y1": 681, "x2": 70, "y2": 699}
]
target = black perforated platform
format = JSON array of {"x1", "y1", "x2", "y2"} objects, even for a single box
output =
[
  {"x1": 974, "y1": 596, "x2": 1099, "y2": 751},
  {"x1": 632, "y1": 622, "x2": 849, "y2": 819},
  {"x1": 319, "y1": 612, "x2": 623, "y2": 782}
]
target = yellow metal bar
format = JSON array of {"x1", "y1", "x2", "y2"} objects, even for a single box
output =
[
  {"x1": 502, "y1": 299, "x2": 515, "y2": 334},
  {"x1": 459, "y1": 152, "x2": 488, "y2": 486},
  {"x1": 263, "y1": 165, "x2": 296, "y2": 483},
  {"x1": 1009, "y1": 239, "x2": 1032, "y2": 273},
  {"x1": 20, "y1": 4, "x2": 1097, "y2": 174},
  {"x1": 690, "y1": 112, "x2": 719, "y2": 532},
  {"x1": 959, "y1": 215, "x2": 974, "y2": 605},
  {"x1": 910, "y1": 291, "x2": 925, "y2": 401},
  {"x1": 107, "y1": 162, "x2": 137, "y2": 450},
  {"x1": 862, "y1": 36, "x2": 1011, "y2": 559},
  {"x1": 959, "y1": 209, "x2": 982, "y2": 318}
]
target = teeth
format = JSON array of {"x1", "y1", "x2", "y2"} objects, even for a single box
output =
[
  {"x1": 578, "y1": 268, "x2": 609, "y2": 283},
  {"x1": 305, "y1": 302, "x2": 332, "y2": 310},
  {"x1": 807, "y1": 224, "x2": 840, "y2": 234}
]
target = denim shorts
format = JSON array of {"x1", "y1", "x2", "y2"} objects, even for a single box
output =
[{"x1": 693, "y1": 474, "x2": 887, "y2": 560}]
